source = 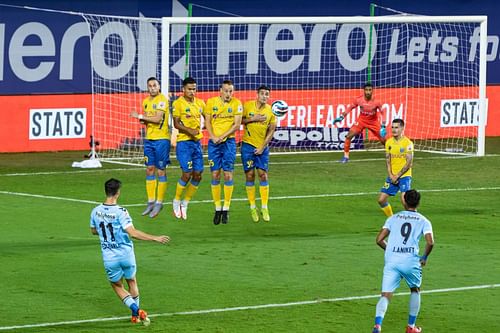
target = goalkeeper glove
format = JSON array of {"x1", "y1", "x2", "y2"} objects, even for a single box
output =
[
  {"x1": 333, "y1": 115, "x2": 344, "y2": 124},
  {"x1": 380, "y1": 124, "x2": 387, "y2": 138}
]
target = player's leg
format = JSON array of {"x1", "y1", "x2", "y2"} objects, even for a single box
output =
[
  {"x1": 398, "y1": 176, "x2": 413, "y2": 209},
  {"x1": 173, "y1": 141, "x2": 192, "y2": 218},
  {"x1": 367, "y1": 122, "x2": 386, "y2": 145},
  {"x1": 121, "y1": 257, "x2": 149, "y2": 325},
  {"x1": 208, "y1": 140, "x2": 223, "y2": 224},
  {"x1": 254, "y1": 148, "x2": 270, "y2": 222},
  {"x1": 105, "y1": 261, "x2": 140, "y2": 319},
  {"x1": 211, "y1": 169, "x2": 223, "y2": 225},
  {"x1": 257, "y1": 168, "x2": 270, "y2": 222},
  {"x1": 242, "y1": 142, "x2": 259, "y2": 222},
  {"x1": 402, "y1": 262, "x2": 423, "y2": 333},
  {"x1": 378, "y1": 178, "x2": 397, "y2": 217},
  {"x1": 341, "y1": 124, "x2": 362, "y2": 162},
  {"x1": 182, "y1": 141, "x2": 204, "y2": 219},
  {"x1": 373, "y1": 263, "x2": 400, "y2": 332},
  {"x1": 221, "y1": 138, "x2": 237, "y2": 224},
  {"x1": 142, "y1": 140, "x2": 157, "y2": 216},
  {"x1": 149, "y1": 139, "x2": 171, "y2": 218}
]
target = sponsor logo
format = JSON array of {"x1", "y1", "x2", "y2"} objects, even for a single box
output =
[
  {"x1": 440, "y1": 98, "x2": 486, "y2": 127},
  {"x1": 29, "y1": 108, "x2": 86, "y2": 139},
  {"x1": 271, "y1": 127, "x2": 363, "y2": 150}
]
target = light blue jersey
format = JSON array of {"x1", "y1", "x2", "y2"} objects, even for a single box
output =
[
  {"x1": 383, "y1": 210, "x2": 433, "y2": 263},
  {"x1": 90, "y1": 204, "x2": 135, "y2": 262},
  {"x1": 381, "y1": 210, "x2": 433, "y2": 292}
]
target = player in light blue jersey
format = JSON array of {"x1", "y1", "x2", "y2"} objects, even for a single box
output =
[
  {"x1": 372, "y1": 189, "x2": 434, "y2": 333},
  {"x1": 90, "y1": 178, "x2": 170, "y2": 325}
]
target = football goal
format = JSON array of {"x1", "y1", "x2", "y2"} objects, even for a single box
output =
[{"x1": 82, "y1": 14, "x2": 488, "y2": 164}]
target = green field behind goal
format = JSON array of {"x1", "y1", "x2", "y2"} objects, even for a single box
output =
[{"x1": 1, "y1": 139, "x2": 500, "y2": 332}]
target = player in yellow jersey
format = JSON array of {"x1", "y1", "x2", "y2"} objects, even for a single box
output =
[
  {"x1": 171, "y1": 77, "x2": 206, "y2": 220},
  {"x1": 130, "y1": 77, "x2": 171, "y2": 218},
  {"x1": 205, "y1": 80, "x2": 243, "y2": 225},
  {"x1": 241, "y1": 85, "x2": 277, "y2": 222},
  {"x1": 378, "y1": 119, "x2": 414, "y2": 217}
]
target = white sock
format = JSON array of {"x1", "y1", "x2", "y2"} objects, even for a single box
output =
[{"x1": 376, "y1": 296, "x2": 389, "y2": 319}]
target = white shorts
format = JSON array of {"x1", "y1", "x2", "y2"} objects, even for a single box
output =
[{"x1": 381, "y1": 260, "x2": 422, "y2": 292}]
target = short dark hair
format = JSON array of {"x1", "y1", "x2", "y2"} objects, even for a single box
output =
[
  {"x1": 147, "y1": 77, "x2": 159, "y2": 84},
  {"x1": 182, "y1": 77, "x2": 197, "y2": 86},
  {"x1": 404, "y1": 189, "x2": 421, "y2": 208},
  {"x1": 105, "y1": 178, "x2": 121, "y2": 197},
  {"x1": 363, "y1": 82, "x2": 373, "y2": 89},
  {"x1": 257, "y1": 85, "x2": 271, "y2": 93},
  {"x1": 221, "y1": 79, "x2": 234, "y2": 87},
  {"x1": 392, "y1": 118, "x2": 405, "y2": 127}
]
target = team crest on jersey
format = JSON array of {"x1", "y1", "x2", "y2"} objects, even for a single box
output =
[
  {"x1": 152, "y1": 104, "x2": 157, "y2": 109},
  {"x1": 400, "y1": 147, "x2": 405, "y2": 153},
  {"x1": 158, "y1": 101, "x2": 166, "y2": 109},
  {"x1": 228, "y1": 108, "x2": 233, "y2": 113},
  {"x1": 213, "y1": 106, "x2": 218, "y2": 112},
  {"x1": 186, "y1": 107, "x2": 190, "y2": 113},
  {"x1": 249, "y1": 112, "x2": 254, "y2": 117}
]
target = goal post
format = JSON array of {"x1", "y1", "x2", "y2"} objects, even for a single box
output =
[{"x1": 86, "y1": 14, "x2": 488, "y2": 164}]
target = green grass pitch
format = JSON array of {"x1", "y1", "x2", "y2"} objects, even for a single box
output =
[{"x1": 1, "y1": 140, "x2": 500, "y2": 332}]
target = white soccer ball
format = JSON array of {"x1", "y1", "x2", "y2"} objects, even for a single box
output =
[{"x1": 271, "y1": 100, "x2": 289, "y2": 117}]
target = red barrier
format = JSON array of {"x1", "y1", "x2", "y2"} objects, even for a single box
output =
[{"x1": 1, "y1": 86, "x2": 499, "y2": 153}]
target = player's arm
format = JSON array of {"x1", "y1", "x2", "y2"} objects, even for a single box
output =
[
  {"x1": 334, "y1": 99, "x2": 357, "y2": 124},
  {"x1": 376, "y1": 227, "x2": 390, "y2": 250},
  {"x1": 125, "y1": 225, "x2": 170, "y2": 244},
  {"x1": 255, "y1": 121, "x2": 277, "y2": 155},
  {"x1": 90, "y1": 227, "x2": 98, "y2": 235},
  {"x1": 385, "y1": 152, "x2": 396, "y2": 181},
  {"x1": 242, "y1": 114, "x2": 266, "y2": 124},
  {"x1": 219, "y1": 114, "x2": 243, "y2": 141},
  {"x1": 204, "y1": 112, "x2": 219, "y2": 143},
  {"x1": 420, "y1": 232, "x2": 434, "y2": 266},
  {"x1": 377, "y1": 103, "x2": 387, "y2": 137},
  {"x1": 173, "y1": 116, "x2": 199, "y2": 138},
  {"x1": 395, "y1": 152, "x2": 413, "y2": 181},
  {"x1": 130, "y1": 109, "x2": 165, "y2": 124}
]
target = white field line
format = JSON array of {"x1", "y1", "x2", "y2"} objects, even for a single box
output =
[
  {"x1": 2, "y1": 154, "x2": 498, "y2": 177},
  {"x1": 0, "y1": 283, "x2": 498, "y2": 331},
  {"x1": 1, "y1": 187, "x2": 500, "y2": 207}
]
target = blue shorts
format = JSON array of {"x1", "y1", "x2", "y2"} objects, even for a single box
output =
[
  {"x1": 208, "y1": 138, "x2": 236, "y2": 172},
  {"x1": 176, "y1": 140, "x2": 204, "y2": 173},
  {"x1": 241, "y1": 142, "x2": 270, "y2": 172},
  {"x1": 381, "y1": 259, "x2": 422, "y2": 292},
  {"x1": 380, "y1": 176, "x2": 412, "y2": 196},
  {"x1": 144, "y1": 139, "x2": 171, "y2": 169},
  {"x1": 104, "y1": 256, "x2": 137, "y2": 283}
]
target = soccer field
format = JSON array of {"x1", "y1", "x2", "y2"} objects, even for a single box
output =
[{"x1": 1, "y1": 143, "x2": 500, "y2": 332}]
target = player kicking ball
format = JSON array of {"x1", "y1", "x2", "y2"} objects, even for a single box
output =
[{"x1": 90, "y1": 179, "x2": 170, "y2": 325}]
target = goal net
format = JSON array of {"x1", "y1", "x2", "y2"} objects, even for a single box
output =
[{"x1": 85, "y1": 15, "x2": 487, "y2": 164}]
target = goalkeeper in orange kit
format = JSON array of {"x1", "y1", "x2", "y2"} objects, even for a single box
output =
[{"x1": 334, "y1": 83, "x2": 387, "y2": 163}]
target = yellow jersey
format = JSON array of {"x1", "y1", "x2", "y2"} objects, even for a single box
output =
[
  {"x1": 204, "y1": 96, "x2": 243, "y2": 139},
  {"x1": 385, "y1": 136, "x2": 414, "y2": 177},
  {"x1": 242, "y1": 100, "x2": 276, "y2": 148},
  {"x1": 142, "y1": 93, "x2": 170, "y2": 140},
  {"x1": 172, "y1": 96, "x2": 206, "y2": 142}
]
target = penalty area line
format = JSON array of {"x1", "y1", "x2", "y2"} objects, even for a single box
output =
[{"x1": 0, "y1": 283, "x2": 499, "y2": 330}]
